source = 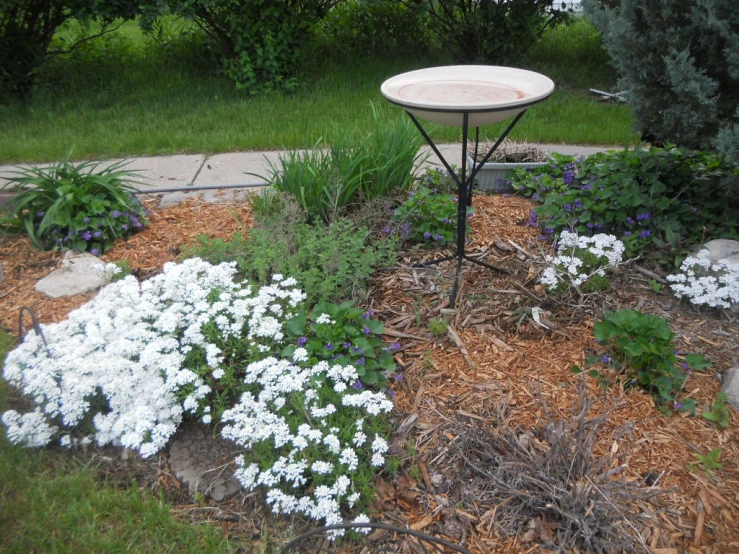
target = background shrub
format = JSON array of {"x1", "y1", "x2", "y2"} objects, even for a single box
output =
[
  {"x1": 585, "y1": 0, "x2": 739, "y2": 159},
  {"x1": 400, "y1": 0, "x2": 571, "y2": 64}
]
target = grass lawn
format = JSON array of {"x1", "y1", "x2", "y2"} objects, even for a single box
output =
[{"x1": 0, "y1": 18, "x2": 634, "y2": 164}]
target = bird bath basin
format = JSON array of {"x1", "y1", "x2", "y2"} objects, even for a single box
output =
[{"x1": 381, "y1": 65, "x2": 555, "y2": 127}]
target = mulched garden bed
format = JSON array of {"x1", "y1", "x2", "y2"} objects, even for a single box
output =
[{"x1": 1, "y1": 192, "x2": 737, "y2": 553}]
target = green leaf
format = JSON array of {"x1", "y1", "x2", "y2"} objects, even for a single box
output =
[
  {"x1": 285, "y1": 312, "x2": 306, "y2": 337},
  {"x1": 684, "y1": 353, "x2": 711, "y2": 370}
]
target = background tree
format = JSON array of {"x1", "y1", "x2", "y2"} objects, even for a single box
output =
[
  {"x1": 585, "y1": 0, "x2": 739, "y2": 160},
  {"x1": 0, "y1": 0, "x2": 143, "y2": 102}
]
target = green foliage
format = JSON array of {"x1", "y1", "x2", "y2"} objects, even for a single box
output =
[
  {"x1": 401, "y1": 0, "x2": 571, "y2": 64},
  {"x1": 0, "y1": 0, "x2": 143, "y2": 102},
  {"x1": 585, "y1": 0, "x2": 739, "y2": 158},
  {"x1": 690, "y1": 448, "x2": 723, "y2": 475},
  {"x1": 0, "y1": 158, "x2": 149, "y2": 253},
  {"x1": 702, "y1": 392, "x2": 731, "y2": 428},
  {"x1": 427, "y1": 318, "x2": 448, "y2": 336},
  {"x1": 267, "y1": 110, "x2": 425, "y2": 223},
  {"x1": 282, "y1": 300, "x2": 398, "y2": 388},
  {"x1": 513, "y1": 146, "x2": 739, "y2": 265},
  {"x1": 167, "y1": 0, "x2": 338, "y2": 94},
  {"x1": 587, "y1": 309, "x2": 710, "y2": 411},
  {"x1": 391, "y1": 169, "x2": 468, "y2": 247},
  {"x1": 185, "y1": 215, "x2": 398, "y2": 307}
]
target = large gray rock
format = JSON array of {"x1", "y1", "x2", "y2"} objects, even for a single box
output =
[
  {"x1": 701, "y1": 239, "x2": 739, "y2": 266},
  {"x1": 722, "y1": 367, "x2": 739, "y2": 411},
  {"x1": 167, "y1": 422, "x2": 242, "y2": 502},
  {"x1": 35, "y1": 251, "x2": 107, "y2": 298}
]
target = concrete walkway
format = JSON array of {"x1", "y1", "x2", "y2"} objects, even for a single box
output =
[{"x1": 0, "y1": 143, "x2": 617, "y2": 206}]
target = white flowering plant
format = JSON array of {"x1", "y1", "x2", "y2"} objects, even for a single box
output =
[
  {"x1": 281, "y1": 301, "x2": 399, "y2": 388},
  {"x1": 2, "y1": 259, "x2": 396, "y2": 531},
  {"x1": 540, "y1": 231, "x2": 626, "y2": 294},
  {"x1": 666, "y1": 249, "x2": 739, "y2": 309}
]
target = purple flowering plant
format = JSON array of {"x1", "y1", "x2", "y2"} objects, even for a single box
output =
[
  {"x1": 574, "y1": 309, "x2": 710, "y2": 414},
  {"x1": 0, "y1": 158, "x2": 149, "y2": 254},
  {"x1": 510, "y1": 147, "x2": 739, "y2": 265},
  {"x1": 390, "y1": 168, "x2": 472, "y2": 247},
  {"x1": 282, "y1": 300, "x2": 397, "y2": 387}
]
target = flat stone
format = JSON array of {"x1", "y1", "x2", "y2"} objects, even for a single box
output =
[
  {"x1": 194, "y1": 152, "x2": 280, "y2": 187},
  {"x1": 701, "y1": 239, "x2": 739, "y2": 266},
  {"x1": 35, "y1": 251, "x2": 107, "y2": 298},
  {"x1": 158, "y1": 187, "x2": 258, "y2": 209},
  {"x1": 167, "y1": 422, "x2": 242, "y2": 502},
  {"x1": 722, "y1": 367, "x2": 739, "y2": 411}
]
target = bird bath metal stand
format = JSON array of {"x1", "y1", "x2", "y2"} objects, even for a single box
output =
[{"x1": 381, "y1": 65, "x2": 554, "y2": 308}]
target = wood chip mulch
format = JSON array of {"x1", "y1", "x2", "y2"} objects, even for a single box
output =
[{"x1": 1, "y1": 192, "x2": 737, "y2": 553}]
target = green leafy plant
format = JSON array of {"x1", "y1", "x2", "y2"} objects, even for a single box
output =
[
  {"x1": 513, "y1": 146, "x2": 739, "y2": 264},
  {"x1": 1, "y1": 158, "x2": 149, "y2": 254},
  {"x1": 185, "y1": 215, "x2": 398, "y2": 307},
  {"x1": 690, "y1": 447, "x2": 723, "y2": 475},
  {"x1": 391, "y1": 168, "x2": 470, "y2": 247},
  {"x1": 281, "y1": 300, "x2": 399, "y2": 388},
  {"x1": 701, "y1": 392, "x2": 731, "y2": 428},
  {"x1": 585, "y1": 309, "x2": 710, "y2": 411}
]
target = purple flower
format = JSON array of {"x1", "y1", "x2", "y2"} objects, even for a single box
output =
[
  {"x1": 112, "y1": 210, "x2": 120, "y2": 218},
  {"x1": 352, "y1": 380, "x2": 363, "y2": 390},
  {"x1": 83, "y1": 217, "x2": 90, "y2": 223},
  {"x1": 673, "y1": 401, "x2": 682, "y2": 410},
  {"x1": 391, "y1": 342, "x2": 401, "y2": 351},
  {"x1": 90, "y1": 248, "x2": 100, "y2": 256},
  {"x1": 574, "y1": 199, "x2": 583, "y2": 209},
  {"x1": 636, "y1": 212, "x2": 651, "y2": 221},
  {"x1": 93, "y1": 231, "x2": 102, "y2": 238},
  {"x1": 532, "y1": 193, "x2": 540, "y2": 201},
  {"x1": 393, "y1": 373, "x2": 404, "y2": 381},
  {"x1": 352, "y1": 347, "x2": 362, "y2": 353},
  {"x1": 297, "y1": 336, "x2": 307, "y2": 347},
  {"x1": 325, "y1": 343, "x2": 334, "y2": 351},
  {"x1": 423, "y1": 232, "x2": 432, "y2": 239},
  {"x1": 121, "y1": 223, "x2": 129, "y2": 231},
  {"x1": 36, "y1": 211, "x2": 45, "y2": 217},
  {"x1": 363, "y1": 326, "x2": 371, "y2": 335},
  {"x1": 563, "y1": 203, "x2": 572, "y2": 212},
  {"x1": 82, "y1": 231, "x2": 92, "y2": 241},
  {"x1": 623, "y1": 231, "x2": 632, "y2": 237},
  {"x1": 356, "y1": 357, "x2": 365, "y2": 366},
  {"x1": 563, "y1": 171, "x2": 574, "y2": 185},
  {"x1": 639, "y1": 230, "x2": 651, "y2": 238},
  {"x1": 586, "y1": 222, "x2": 594, "y2": 229},
  {"x1": 581, "y1": 183, "x2": 591, "y2": 191},
  {"x1": 600, "y1": 354, "x2": 610, "y2": 364},
  {"x1": 343, "y1": 341, "x2": 352, "y2": 349},
  {"x1": 382, "y1": 226, "x2": 391, "y2": 234},
  {"x1": 544, "y1": 228, "x2": 555, "y2": 234},
  {"x1": 434, "y1": 234, "x2": 444, "y2": 241},
  {"x1": 385, "y1": 389, "x2": 396, "y2": 399},
  {"x1": 400, "y1": 223, "x2": 412, "y2": 240},
  {"x1": 362, "y1": 310, "x2": 375, "y2": 319},
  {"x1": 626, "y1": 217, "x2": 635, "y2": 225}
]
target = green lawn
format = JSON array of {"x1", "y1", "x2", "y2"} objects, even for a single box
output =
[{"x1": 0, "y1": 18, "x2": 634, "y2": 164}]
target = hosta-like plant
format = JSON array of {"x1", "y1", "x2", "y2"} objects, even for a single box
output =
[{"x1": 1, "y1": 158, "x2": 149, "y2": 254}]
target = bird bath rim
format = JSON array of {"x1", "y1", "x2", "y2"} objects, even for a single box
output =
[{"x1": 381, "y1": 65, "x2": 555, "y2": 127}]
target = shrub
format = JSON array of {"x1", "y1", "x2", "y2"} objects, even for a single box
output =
[
  {"x1": 400, "y1": 0, "x2": 571, "y2": 64},
  {"x1": 166, "y1": 0, "x2": 338, "y2": 94},
  {"x1": 0, "y1": 158, "x2": 149, "y2": 253},
  {"x1": 185, "y1": 215, "x2": 398, "y2": 307},
  {"x1": 513, "y1": 146, "x2": 739, "y2": 264},
  {"x1": 391, "y1": 168, "x2": 469, "y2": 247},
  {"x1": 580, "y1": 309, "x2": 710, "y2": 411},
  {"x1": 2, "y1": 259, "x2": 395, "y2": 530},
  {"x1": 585, "y1": 0, "x2": 739, "y2": 159}
]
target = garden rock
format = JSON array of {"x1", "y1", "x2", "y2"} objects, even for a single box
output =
[
  {"x1": 167, "y1": 422, "x2": 242, "y2": 502},
  {"x1": 722, "y1": 366, "x2": 739, "y2": 411},
  {"x1": 35, "y1": 251, "x2": 107, "y2": 298},
  {"x1": 700, "y1": 239, "x2": 739, "y2": 266}
]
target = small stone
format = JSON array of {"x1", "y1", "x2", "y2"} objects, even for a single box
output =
[
  {"x1": 168, "y1": 422, "x2": 242, "y2": 502},
  {"x1": 721, "y1": 366, "x2": 739, "y2": 411},
  {"x1": 430, "y1": 473, "x2": 444, "y2": 488},
  {"x1": 35, "y1": 251, "x2": 107, "y2": 298},
  {"x1": 700, "y1": 239, "x2": 739, "y2": 266}
]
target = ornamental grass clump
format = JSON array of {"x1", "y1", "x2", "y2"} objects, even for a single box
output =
[
  {"x1": 2, "y1": 259, "x2": 395, "y2": 530},
  {"x1": 666, "y1": 249, "x2": 739, "y2": 309},
  {"x1": 0, "y1": 158, "x2": 149, "y2": 254},
  {"x1": 541, "y1": 231, "x2": 625, "y2": 294}
]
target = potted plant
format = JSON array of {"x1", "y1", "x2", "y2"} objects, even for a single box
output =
[{"x1": 465, "y1": 140, "x2": 550, "y2": 193}]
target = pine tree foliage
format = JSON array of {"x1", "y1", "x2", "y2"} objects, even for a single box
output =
[{"x1": 585, "y1": 0, "x2": 739, "y2": 160}]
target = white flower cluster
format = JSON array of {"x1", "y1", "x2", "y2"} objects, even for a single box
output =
[
  {"x1": 666, "y1": 249, "x2": 739, "y2": 308},
  {"x1": 221, "y1": 356, "x2": 393, "y2": 533},
  {"x1": 541, "y1": 231, "x2": 625, "y2": 289},
  {"x1": 2, "y1": 258, "x2": 305, "y2": 457}
]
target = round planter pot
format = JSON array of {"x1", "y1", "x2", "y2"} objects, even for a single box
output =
[{"x1": 465, "y1": 153, "x2": 549, "y2": 194}]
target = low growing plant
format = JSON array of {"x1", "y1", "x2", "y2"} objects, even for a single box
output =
[
  {"x1": 666, "y1": 249, "x2": 739, "y2": 309},
  {"x1": 0, "y1": 158, "x2": 149, "y2": 254},
  {"x1": 2, "y1": 259, "x2": 394, "y2": 531},
  {"x1": 690, "y1": 448, "x2": 723, "y2": 475},
  {"x1": 512, "y1": 146, "x2": 739, "y2": 264},
  {"x1": 579, "y1": 309, "x2": 711, "y2": 411},
  {"x1": 540, "y1": 230, "x2": 625, "y2": 294},
  {"x1": 701, "y1": 392, "x2": 731, "y2": 428},
  {"x1": 391, "y1": 168, "x2": 470, "y2": 247}
]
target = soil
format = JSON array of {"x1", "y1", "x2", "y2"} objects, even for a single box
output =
[{"x1": 1, "y1": 193, "x2": 737, "y2": 553}]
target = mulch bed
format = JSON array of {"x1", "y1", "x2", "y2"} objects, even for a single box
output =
[{"x1": 1, "y1": 192, "x2": 737, "y2": 553}]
